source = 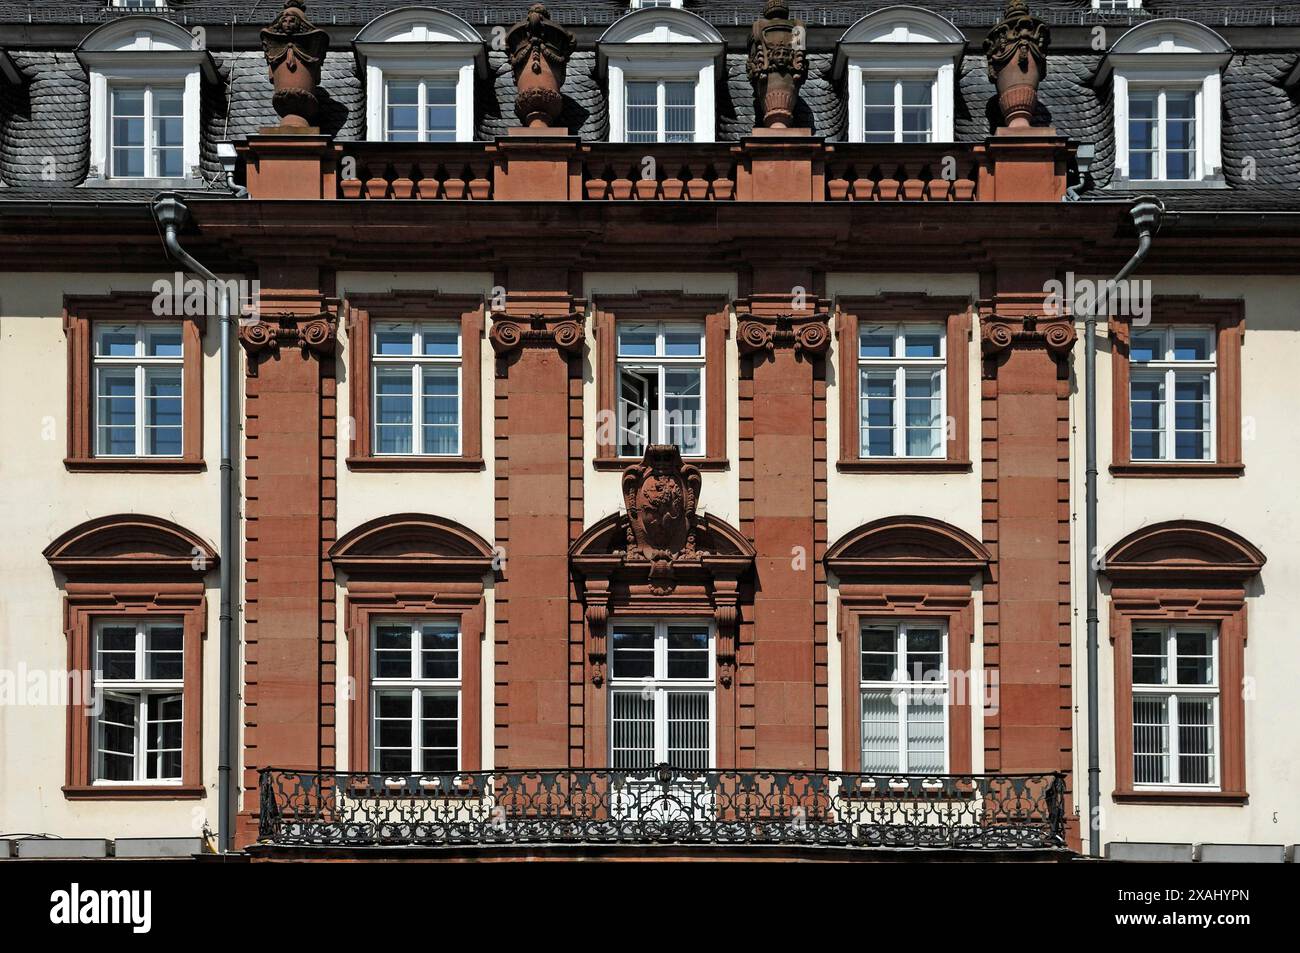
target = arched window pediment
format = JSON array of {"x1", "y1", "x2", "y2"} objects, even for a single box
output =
[
  {"x1": 1104, "y1": 520, "x2": 1265, "y2": 584},
  {"x1": 78, "y1": 16, "x2": 197, "y2": 55},
  {"x1": 826, "y1": 516, "x2": 990, "y2": 580},
  {"x1": 44, "y1": 514, "x2": 217, "y2": 579},
  {"x1": 354, "y1": 6, "x2": 484, "y2": 45},
  {"x1": 599, "y1": 8, "x2": 724, "y2": 46},
  {"x1": 329, "y1": 514, "x2": 496, "y2": 578},
  {"x1": 838, "y1": 6, "x2": 965, "y2": 47},
  {"x1": 1109, "y1": 18, "x2": 1232, "y2": 56}
]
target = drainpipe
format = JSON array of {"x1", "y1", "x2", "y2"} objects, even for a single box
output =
[
  {"x1": 1085, "y1": 197, "x2": 1164, "y2": 857},
  {"x1": 151, "y1": 193, "x2": 238, "y2": 854}
]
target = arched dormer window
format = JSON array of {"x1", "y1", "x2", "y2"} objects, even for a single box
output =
[
  {"x1": 353, "y1": 7, "x2": 487, "y2": 143},
  {"x1": 598, "y1": 7, "x2": 724, "y2": 144},
  {"x1": 77, "y1": 17, "x2": 215, "y2": 183},
  {"x1": 1097, "y1": 19, "x2": 1232, "y2": 184},
  {"x1": 834, "y1": 7, "x2": 964, "y2": 144}
]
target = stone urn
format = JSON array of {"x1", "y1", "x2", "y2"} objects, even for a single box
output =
[
  {"x1": 260, "y1": 0, "x2": 330, "y2": 128},
  {"x1": 506, "y1": 4, "x2": 578, "y2": 129},
  {"x1": 983, "y1": 0, "x2": 1050, "y2": 129},
  {"x1": 747, "y1": 0, "x2": 808, "y2": 128}
]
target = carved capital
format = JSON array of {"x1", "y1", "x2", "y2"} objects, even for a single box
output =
[
  {"x1": 980, "y1": 311, "x2": 1076, "y2": 379},
  {"x1": 489, "y1": 311, "x2": 586, "y2": 356},
  {"x1": 239, "y1": 306, "x2": 339, "y2": 374},
  {"x1": 735, "y1": 311, "x2": 831, "y2": 357}
]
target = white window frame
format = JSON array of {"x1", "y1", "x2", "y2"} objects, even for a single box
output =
[
  {"x1": 112, "y1": 1, "x2": 168, "y2": 9},
  {"x1": 354, "y1": 9, "x2": 484, "y2": 143},
  {"x1": 859, "y1": 620, "x2": 950, "y2": 775},
  {"x1": 369, "y1": 619, "x2": 461, "y2": 774},
  {"x1": 108, "y1": 81, "x2": 186, "y2": 179},
  {"x1": 371, "y1": 321, "x2": 463, "y2": 457},
  {"x1": 860, "y1": 74, "x2": 937, "y2": 144},
  {"x1": 382, "y1": 75, "x2": 461, "y2": 142},
  {"x1": 857, "y1": 321, "x2": 947, "y2": 459},
  {"x1": 80, "y1": 19, "x2": 209, "y2": 183},
  {"x1": 92, "y1": 618, "x2": 185, "y2": 785},
  {"x1": 616, "y1": 320, "x2": 706, "y2": 458},
  {"x1": 1132, "y1": 624, "x2": 1220, "y2": 790},
  {"x1": 1128, "y1": 325, "x2": 1217, "y2": 463},
  {"x1": 93, "y1": 322, "x2": 185, "y2": 458},
  {"x1": 623, "y1": 77, "x2": 698, "y2": 144},
  {"x1": 1093, "y1": 1, "x2": 1142, "y2": 10},
  {"x1": 608, "y1": 619, "x2": 715, "y2": 770},
  {"x1": 630, "y1": 1, "x2": 682, "y2": 9},
  {"x1": 1124, "y1": 85, "x2": 1201, "y2": 182}
]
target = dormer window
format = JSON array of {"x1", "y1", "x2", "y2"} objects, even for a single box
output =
[
  {"x1": 77, "y1": 18, "x2": 214, "y2": 184},
  {"x1": 1093, "y1": 1, "x2": 1142, "y2": 10},
  {"x1": 112, "y1": 1, "x2": 168, "y2": 8},
  {"x1": 599, "y1": 7, "x2": 724, "y2": 144},
  {"x1": 1099, "y1": 20, "x2": 1232, "y2": 185},
  {"x1": 835, "y1": 8, "x2": 965, "y2": 144},
  {"x1": 354, "y1": 7, "x2": 486, "y2": 143},
  {"x1": 630, "y1": 1, "x2": 683, "y2": 8}
]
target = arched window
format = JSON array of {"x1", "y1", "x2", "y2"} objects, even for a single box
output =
[
  {"x1": 44, "y1": 515, "x2": 217, "y2": 798},
  {"x1": 1098, "y1": 19, "x2": 1232, "y2": 183},
  {"x1": 77, "y1": 17, "x2": 216, "y2": 182},
  {"x1": 353, "y1": 7, "x2": 487, "y2": 143},
  {"x1": 834, "y1": 7, "x2": 965, "y2": 144},
  {"x1": 330, "y1": 514, "x2": 497, "y2": 773},
  {"x1": 826, "y1": 516, "x2": 991, "y2": 775},
  {"x1": 1104, "y1": 520, "x2": 1265, "y2": 803},
  {"x1": 598, "y1": 7, "x2": 724, "y2": 144}
]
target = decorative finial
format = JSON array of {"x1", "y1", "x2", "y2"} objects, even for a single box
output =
[
  {"x1": 983, "y1": 0, "x2": 1051, "y2": 129},
  {"x1": 748, "y1": 0, "x2": 808, "y2": 128},
  {"x1": 505, "y1": 3, "x2": 579, "y2": 129},
  {"x1": 260, "y1": 0, "x2": 330, "y2": 129}
]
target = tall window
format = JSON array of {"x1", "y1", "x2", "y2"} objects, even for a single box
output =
[
  {"x1": 372, "y1": 322, "x2": 461, "y2": 456},
  {"x1": 94, "y1": 323, "x2": 184, "y2": 458},
  {"x1": 370, "y1": 620, "x2": 460, "y2": 773},
  {"x1": 859, "y1": 621, "x2": 948, "y2": 774},
  {"x1": 858, "y1": 322, "x2": 946, "y2": 459},
  {"x1": 626, "y1": 80, "x2": 696, "y2": 143},
  {"x1": 93, "y1": 620, "x2": 184, "y2": 783},
  {"x1": 617, "y1": 321, "x2": 705, "y2": 457},
  {"x1": 609, "y1": 621, "x2": 713, "y2": 770},
  {"x1": 1128, "y1": 88, "x2": 1197, "y2": 181},
  {"x1": 863, "y1": 78, "x2": 934, "y2": 143},
  {"x1": 384, "y1": 78, "x2": 457, "y2": 142},
  {"x1": 110, "y1": 85, "x2": 184, "y2": 179},
  {"x1": 1129, "y1": 326, "x2": 1215, "y2": 462},
  {"x1": 1132, "y1": 625, "x2": 1218, "y2": 787}
]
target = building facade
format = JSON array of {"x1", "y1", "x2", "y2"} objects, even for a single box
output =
[{"x1": 0, "y1": 0, "x2": 1297, "y2": 863}]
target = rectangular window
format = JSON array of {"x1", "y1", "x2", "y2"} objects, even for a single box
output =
[
  {"x1": 626, "y1": 80, "x2": 696, "y2": 143},
  {"x1": 371, "y1": 321, "x2": 462, "y2": 456},
  {"x1": 384, "y1": 78, "x2": 457, "y2": 143},
  {"x1": 370, "y1": 620, "x2": 461, "y2": 773},
  {"x1": 859, "y1": 621, "x2": 948, "y2": 774},
  {"x1": 110, "y1": 84, "x2": 184, "y2": 179},
  {"x1": 858, "y1": 322, "x2": 946, "y2": 459},
  {"x1": 1128, "y1": 88, "x2": 1198, "y2": 181},
  {"x1": 93, "y1": 323, "x2": 184, "y2": 458},
  {"x1": 609, "y1": 621, "x2": 713, "y2": 770},
  {"x1": 93, "y1": 620, "x2": 184, "y2": 783},
  {"x1": 863, "y1": 78, "x2": 934, "y2": 143},
  {"x1": 1129, "y1": 326, "x2": 1215, "y2": 462},
  {"x1": 617, "y1": 321, "x2": 705, "y2": 458},
  {"x1": 1132, "y1": 625, "x2": 1219, "y2": 788}
]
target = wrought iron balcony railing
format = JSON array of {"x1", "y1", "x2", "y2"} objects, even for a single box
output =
[{"x1": 258, "y1": 766, "x2": 1068, "y2": 853}]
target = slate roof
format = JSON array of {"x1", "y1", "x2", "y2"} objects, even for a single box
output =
[{"x1": 2, "y1": 2, "x2": 1300, "y2": 209}]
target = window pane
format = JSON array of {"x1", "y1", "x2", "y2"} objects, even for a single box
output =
[
  {"x1": 375, "y1": 369, "x2": 414, "y2": 454},
  {"x1": 1177, "y1": 697, "x2": 1215, "y2": 785},
  {"x1": 146, "y1": 625, "x2": 184, "y2": 680},
  {"x1": 420, "y1": 691, "x2": 458, "y2": 771},
  {"x1": 904, "y1": 371, "x2": 943, "y2": 458},
  {"x1": 422, "y1": 368, "x2": 460, "y2": 456},
  {"x1": 96, "y1": 368, "x2": 137, "y2": 456},
  {"x1": 666, "y1": 691, "x2": 709, "y2": 769},
  {"x1": 1175, "y1": 630, "x2": 1213, "y2": 685},
  {"x1": 906, "y1": 692, "x2": 945, "y2": 773},
  {"x1": 374, "y1": 326, "x2": 415, "y2": 356},
  {"x1": 662, "y1": 324, "x2": 703, "y2": 357},
  {"x1": 861, "y1": 691, "x2": 900, "y2": 773},
  {"x1": 373, "y1": 691, "x2": 413, "y2": 772},
  {"x1": 859, "y1": 327, "x2": 895, "y2": 358},
  {"x1": 374, "y1": 625, "x2": 413, "y2": 679},
  {"x1": 664, "y1": 82, "x2": 696, "y2": 143},
  {"x1": 663, "y1": 368, "x2": 703, "y2": 456},
  {"x1": 145, "y1": 328, "x2": 183, "y2": 358},
  {"x1": 617, "y1": 323, "x2": 657, "y2": 357},
  {"x1": 97, "y1": 693, "x2": 138, "y2": 781},
  {"x1": 611, "y1": 690, "x2": 655, "y2": 770},
  {"x1": 618, "y1": 369, "x2": 652, "y2": 457},
  {"x1": 1131, "y1": 629, "x2": 1167, "y2": 685},
  {"x1": 145, "y1": 692, "x2": 183, "y2": 780},
  {"x1": 421, "y1": 324, "x2": 459, "y2": 357},
  {"x1": 864, "y1": 80, "x2": 894, "y2": 107},
  {"x1": 97, "y1": 626, "x2": 138, "y2": 680},
  {"x1": 861, "y1": 626, "x2": 897, "y2": 682},
  {"x1": 1172, "y1": 330, "x2": 1212, "y2": 362},
  {"x1": 666, "y1": 627, "x2": 709, "y2": 680},
  {"x1": 862, "y1": 371, "x2": 895, "y2": 457},
  {"x1": 387, "y1": 81, "x2": 419, "y2": 141},
  {"x1": 421, "y1": 627, "x2": 459, "y2": 680},
  {"x1": 1129, "y1": 333, "x2": 1162, "y2": 363},
  {"x1": 627, "y1": 81, "x2": 658, "y2": 142},
  {"x1": 611, "y1": 628, "x2": 654, "y2": 679},
  {"x1": 1133, "y1": 695, "x2": 1170, "y2": 784},
  {"x1": 97, "y1": 326, "x2": 138, "y2": 357},
  {"x1": 905, "y1": 628, "x2": 944, "y2": 681},
  {"x1": 903, "y1": 328, "x2": 942, "y2": 358},
  {"x1": 145, "y1": 368, "x2": 183, "y2": 456}
]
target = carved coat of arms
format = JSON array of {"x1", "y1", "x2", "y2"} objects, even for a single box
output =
[{"x1": 621, "y1": 445, "x2": 703, "y2": 593}]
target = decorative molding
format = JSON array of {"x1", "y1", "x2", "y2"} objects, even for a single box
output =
[
  {"x1": 261, "y1": 0, "x2": 330, "y2": 129},
  {"x1": 983, "y1": 0, "x2": 1051, "y2": 129},
  {"x1": 747, "y1": 1, "x2": 808, "y2": 129},
  {"x1": 239, "y1": 303, "x2": 340, "y2": 374},
  {"x1": 1103, "y1": 519, "x2": 1265, "y2": 585},
  {"x1": 330, "y1": 512, "x2": 497, "y2": 579},
  {"x1": 44, "y1": 513, "x2": 219, "y2": 579},
  {"x1": 980, "y1": 309, "x2": 1076, "y2": 379},
  {"x1": 506, "y1": 3, "x2": 578, "y2": 128},
  {"x1": 620, "y1": 445, "x2": 704, "y2": 594},
  {"x1": 489, "y1": 309, "x2": 586, "y2": 356},
  {"x1": 734, "y1": 295, "x2": 831, "y2": 356},
  {"x1": 826, "y1": 515, "x2": 991, "y2": 581}
]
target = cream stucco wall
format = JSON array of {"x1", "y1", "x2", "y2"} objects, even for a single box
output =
[
  {"x1": 1071, "y1": 275, "x2": 1300, "y2": 848},
  {"x1": 0, "y1": 272, "x2": 227, "y2": 839}
]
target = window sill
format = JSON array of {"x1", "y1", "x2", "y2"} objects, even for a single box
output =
[
  {"x1": 1112, "y1": 789, "x2": 1248, "y2": 806},
  {"x1": 838, "y1": 458, "x2": 971, "y2": 474},
  {"x1": 65, "y1": 457, "x2": 205, "y2": 473},
  {"x1": 347, "y1": 456, "x2": 485, "y2": 473},
  {"x1": 1110, "y1": 462, "x2": 1243, "y2": 479},
  {"x1": 594, "y1": 457, "x2": 729, "y2": 472},
  {"x1": 63, "y1": 784, "x2": 207, "y2": 801}
]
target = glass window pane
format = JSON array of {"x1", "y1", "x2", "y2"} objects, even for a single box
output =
[
  {"x1": 421, "y1": 627, "x2": 459, "y2": 680},
  {"x1": 1172, "y1": 331, "x2": 1212, "y2": 362},
  {"x1": 665, "y1": 691, "x2": 709, "y2": 769},
  {"x1": 905, "y1": 628, "x2": 944, "y2": 681},
  {"x1": 1175, "y1": 631, "x2": 1213, "y2": 685},
  {"x1": 1177, "y1": 697, "x2": 1215, "y2": 784},
  {"x1": 666, "y1": 627, "x2": 709, "y2": 680},
  {"x1": 611, "y1": 690, "x2": 655, "y2": 770},
  {"x1": 375, "y1": 369, "x2": 414, "y2": 454},
  {"x1": 97, "y1": 326, "x2": 138, "y2": 357},
  {"x1": 861, "y1": 691, "x2": 900, "y2": 773},
  {"x1": 421, "y1": 324, "x2": 459, "y2": 357},
  {"x1": 664, "y1": 368, "x2": 702, "y2": 456},
  {"x1": 146, "y1": 328, "x2": 183, "y2": 357},
  {"x1": 665, "y1": 82, "x2": 696, "y2": 143},
  {"x1": 1133, "y1": 695, "x2": 1170, "y2": 784},
  {"x1": 146, "y1": 625, "x2": 184, "y2": 679},
  {"x1": 611, "y1": 627, "x2": 654, "y2": 679},
  {"x1": 864, "y1": 80, "x2": 894, "y2": 108},
  {"x1": 97, "y1": 626, "x2": 138, "y2": 680},
  {"x1": 903, "y1": 328, "x2": 942, "y2": 358},
  {"x1": 859, "y1": 327, "x2": 895, "y2": 358},
  {"x1": 861, "y1": 626, "x2": 897, "y2": 682},
  {"x1": 617, "y1": 323, "x2": 657, "y2": 357},
  {"x1": 374, "y1": 625, "x2": 413, "y2": 679},
  {"x1": 374, "y1": 326, "x2": 414, "y2": 356},
  {"x1": 900, "y1": 81, "x2": 932, "y2": 107},
  {"x1": 662, "y1": 324, "x2": 703, "y2": 357},
  {"x1": 906, "y1": 693, "x2": 945, "y2": 773},
  {"x1": 1132, "y1": 629, "x2": 1168, "y2": 685}
]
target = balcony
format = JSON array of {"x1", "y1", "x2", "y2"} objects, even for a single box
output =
[{"x1": 255, "y1": 766, "x2": 1068, "y2": 859}]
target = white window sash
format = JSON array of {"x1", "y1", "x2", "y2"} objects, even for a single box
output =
[
  {"x1": 1127, "y1": 85, "x2": 1201, "y2": 182},
  {"x1": 109, "y1": 83, "x2": 183, "y2": 179},
  {"x1": 857, "y1": 322, "x2": 946, "y2": 459},
  {"x1": 1132, "y1": 625, "x2": 1219, "y2": 789},
  {"x1": 371, "y1": 322, "x2": 463, "y2": 457},
  {"x1": 92, "y1": 620, "x2": 184, "y2": 785},
  {"x1": 862, "y1": 75, "x2": 936, "y2": 144},
  {"x1": 859, "y1": 621, "x2": 950, "y2": 774},
  {"x1": 1129, "y1": 325, "x2": 1217, "y2": 463},
  {"x1": 93, "y1": 322, "x2": 185, "y2": 458},
  {"x1": 615, "y1": 321, "x2": 706, "y2": 456},
  {"x1": 369, "y1": 620, "x2": 461, "y2": 774}
]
